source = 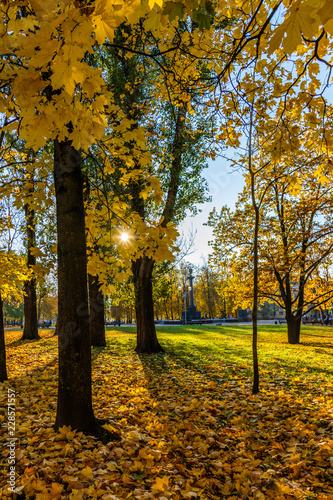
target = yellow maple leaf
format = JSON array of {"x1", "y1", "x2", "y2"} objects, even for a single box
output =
[
  {"x1": 148, "y1": 0, "x2": 164, "y2": 8},
  {"x1": 80, "y1": 466, "x2": 93, "y2": 480},
  {"x1": 93, "y1": 15, "x2": 117, "y2": 44},
  {"x1": 221, "y1": 483, "x2": 232, "y2": 495},
  {"x1": 29, "y1": 0, "x2": 59, "y2": 15},
  {"x1": 152, "y1": 475, "x2": 169, "y2": 491},
  {"x1": 317, "y1": 0, "x2": 333, "y2": 25},
  {"x1": 324, "y1": 17, "x2": 333, "y2": 35},
  {"x1": 21, "y1": 110, "x2": 55, "y2": 149},
  {"x1": 57, "y1": 424, "x2": 72, "y2": 437},
  {"x1": 51, "y1": 61, "x2": 85, "y2": 95},
  {"x1": 49, "y1": 482, "x2": 62, "y2": 499},
  {"x1": 103, "y1": 423, "x2": 120, "y2": 434},
  {"x1": 13, "y1": 75, "x2": 48, "y2": 107},
  {"x1": 68, "y1": 491, "x2": 84, "y2": 500},
  {"x1": 269, "y1": 3, "x2": 319, "y2": 55}
]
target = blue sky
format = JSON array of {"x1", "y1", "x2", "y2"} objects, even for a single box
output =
[{"x1": 179, "y1": 157, "x2": 244, "y2": 265}]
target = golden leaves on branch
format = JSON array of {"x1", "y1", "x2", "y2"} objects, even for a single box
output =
[{"x1": 269, "y1": 0, "x2": 333, "y2": 55}]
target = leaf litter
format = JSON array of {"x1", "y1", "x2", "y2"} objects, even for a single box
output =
[{"x1": 0, "y1": 326, "x2": 333, "y2": 500}]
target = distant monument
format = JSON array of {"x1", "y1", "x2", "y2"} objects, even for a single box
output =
[{"x1": 182, "y1": 268, "x2": 201, "y2": 322}]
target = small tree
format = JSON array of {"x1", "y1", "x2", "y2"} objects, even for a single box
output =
[
  {"x1": 209, "y1": 154, "x2": 333, "y2": 345},
  {"x1": 0, "y1": 250, "x2": 28, "y2": 382}
]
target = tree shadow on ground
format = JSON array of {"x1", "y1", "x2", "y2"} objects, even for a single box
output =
[
  {"x1": 5, "y1": 330, "x2": 54, "y2": 348},
  {"x1": 91, "y1": 345, "x2": 107, "y2": 362},
  {"x1": 137, "y1": 352, "x2": 170, "y2": 385},
  {"x1": 137, "y1": 349, "x2": 235, "y2": 402},
  {"x1": 300, "y1": 341, "x2": 333, "y2": 349},
  {"x1": 5, "y1": 338, "x2": 39, "y2": 348},
  {"x1": 147, "y1": 340, "x2": 333, "y2": 395}
]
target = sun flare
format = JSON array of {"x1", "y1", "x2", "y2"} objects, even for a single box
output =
[{"x1": 120, "y1": 232, "x2": 129, "y2": 242}]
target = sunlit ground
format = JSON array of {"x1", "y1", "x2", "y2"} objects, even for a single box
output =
[{"x1": 1, "y1": 325, "x2": 332, "y2": 499}]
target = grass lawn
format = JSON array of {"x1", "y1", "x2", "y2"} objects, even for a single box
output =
[{"x1": 0, "y1": 325, "x2": 332, "y2": 499}]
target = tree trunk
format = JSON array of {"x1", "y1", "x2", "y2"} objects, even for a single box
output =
[
  {"x1": 252, "y1": 204, "x2": 260, "y2": 395},
  {"x1": 54, "y1": 139, "x2": 96, "y2": 433},
  {"x1": 132, "y1": 257, "x2": 164, "y2": 353},
  {"x1": 287, "y1": 316, "x2": 301, "y2": 344},
  {"x1": 23, "y1": 280, "x2": 39, "y2": 339},
  {"x1": 249, "y1": 101, "x2": 259, "y2": 396},
  {"x1": 0, "y1": 292, "x2": 8, "y2": 382},
  {"x1": 38, "y1": 296, "x2": 42, "y2": 321},
  {"x1": 88, "y1": 273, "x2": 106, "y2": 347},
  {"x1": 22, "y1": 199, "x2": 39, "y2": 340}
]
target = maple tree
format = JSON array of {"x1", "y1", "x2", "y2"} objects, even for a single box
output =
[
  {"x1": 0, "y1": 142, "x2": 57, "y2": 340},
  {"x1": 208, "y1": 151, "x2": 333, "y2": 345},
  {"x1": 83, "y1": 25, "x2": 214, "y2": 353},
  {"x1": 258, "y1": 158, "x2": 333, "y2": 343},
  {"x1": 53, "y1": 139, "x2": 100, "y2": 434},
  {"x1": 1, "y1": 0, "x2": 333, "y2": 434}
]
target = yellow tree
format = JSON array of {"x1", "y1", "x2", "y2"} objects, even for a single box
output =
[
  {"x1": 83, "y1": 21, "x2": 216, "y2": 352},
  {"x1": 0, "y1": 210, "x2": 29, "y2": 381},
  {"x1": 1, "y1": 0, "x2": 152, "y2": 435},
  {"x1": 2, "y1": 0, "x2": 333, "y2": 431},
  {"x1": 194, "y1": 263, "x2": 223, "y2": 318},
  {"x1": 209, "y1": 151, "x2": 333, "y2": 344}
]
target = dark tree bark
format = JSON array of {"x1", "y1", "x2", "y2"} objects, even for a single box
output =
[
  {"x1": 54, "y1": 139, "x2": 96, "y2": 433},
  {"x1": 286, "y1": 315, "x2": 301, "y2": 344},
  {"x1": 88, "y1": 273, "x2": 106, "y2": 347},
  {"x1": 21, "y1": 197, "x2": 39, "y2": 340},
  {"x1": 132, "y1": 256, "x2": 164, "y2": 353},
  {"x1": 251, "y1": 188, "x2": 260, "y2": 395},
  {"x1": 0, "y1": 292, "x2": 8, "y2": 382},
  {"x1": 37, "y1": 296, "x2": 42, "y2": 321}
]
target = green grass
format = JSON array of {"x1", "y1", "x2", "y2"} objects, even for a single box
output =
[{"x1": 106, "y1": 324, "x2": 333, "y2": 393}]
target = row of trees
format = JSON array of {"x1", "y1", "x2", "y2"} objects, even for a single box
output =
[
  {"x1": 1, "y1": 0, "x2": 333, "y2": 429},
  {"x1": 109, "y1": 260, "x2": 224, "y2": 321},
  {"x1": 208, "y1": 133, "x2": 333, "y2": 346}
]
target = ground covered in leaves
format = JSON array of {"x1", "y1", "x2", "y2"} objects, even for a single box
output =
[{"x1": 0, "y1": 325, "x2": 333, "y2": 500}]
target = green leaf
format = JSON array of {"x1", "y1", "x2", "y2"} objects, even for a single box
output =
[
  {"x1": 192, "y1": 8, "x2": 212, "y2": 30},
  {"x1": 162, "y1": 1, "x2": 186, "y2": 21}
]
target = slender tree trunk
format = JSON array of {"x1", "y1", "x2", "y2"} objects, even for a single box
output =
[
  {"x1": 249, "y1": 98, "x2": 259, "y2": 395},
  {"x1": 0, "y1": 292, "x2": 8, "y2": 382},
  {"x1": 287, "y1": 315, "x2": 301, "y2": 344},
  {"x1": 54, "y1": 139, "x2": 97, "y2": 433},
  {"x1": 132, "y1": 257, "x2": 164, "y2": 353},
  {"x1": 22, "y1": 198, "x2": 39, "y2": 340},
  {"x1": 88, "y1": 273, "x2": 106, "y2": 347},
  {"x1": 37, "y1": 296, "x2": 42, "y2": 321},
  {"x1": 252, "y1": 204, "x2": 260, "y2": 394}
]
